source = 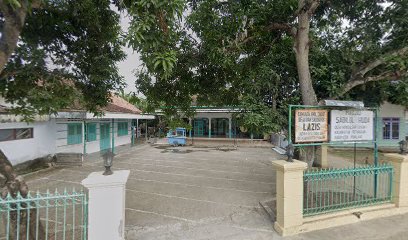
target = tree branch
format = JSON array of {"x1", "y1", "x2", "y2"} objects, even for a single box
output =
[
  {"x1": 336, "y1": 70, "x2": 408, "y2": 98},
  {"x1": 351, "y1": 46, "x2": 408, "y2": 79},
  {"x1": 333, "y1": 46, "x2": 408, "y2": 98},
  {"x1": 265, "y1": 23, "x2": 297, "y2": 37},
  {"x1": 307, "y1": 0, "x2": 320, "y2": 16}
]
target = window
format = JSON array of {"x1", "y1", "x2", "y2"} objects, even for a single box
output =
[
  {"x1": 118, "y1": 122, "x2": 128, "y2": 136},
  {"x1": 383, "y1": 118, "x2": 400, "y2": 140},
  {"x1": 0, "y1": 128, "x2": 33, "y2": 142},
  {"x1": 86, "y1": 123, "x2": 97, "y2": 142},
  {"x1": 67, "y1": 123, "x2": 82, "y2": 145}
]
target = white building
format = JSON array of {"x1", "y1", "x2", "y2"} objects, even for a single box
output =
[{"x1": 0, "y1": 96, "x2": 154, "y2": 165}]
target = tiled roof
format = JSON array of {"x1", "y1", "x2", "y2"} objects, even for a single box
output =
[
  {"x1": 61, "y1": 94, "x2": 142, "y2": 114},
  {"x1": 104, "y1": 95, "x2": 141, "y2": 114}
]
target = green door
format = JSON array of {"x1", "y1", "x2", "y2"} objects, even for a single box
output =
[
  {"x1": 218, "y1": 120, "x2": 225, "y2": 136},
  {"x1": 194, "y1": 120, "x2": 204, "y2": 137},
  {"x1": 100, "y1": 123, "x2": 111, "y2": 151}
]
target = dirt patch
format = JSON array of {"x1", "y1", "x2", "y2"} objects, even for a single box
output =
[{"x1": 15, "y1": 155, "x2": 53, "y2": 175}]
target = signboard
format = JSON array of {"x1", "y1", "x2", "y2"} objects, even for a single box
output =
[
  {"x1": 330, "y1": 110, "x2": 374, "y2": 142},
  {"x1": 295, "y1": 109, "x2": 328, "y2": 143}
]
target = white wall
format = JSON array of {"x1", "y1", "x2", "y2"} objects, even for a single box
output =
[
  {"x1": 85, "y1": 121, "x2": 101, "y2": 154},
  {"x1": 56, "y1": 119, "x2": 133, "y2": 155},
  {"x1": 378, "y1": 102, "x2": 407, "y2": 146},
  {"x1": 0, "y1": 120, "x2": 57, "y2": 165},
  {"x1": 114, "y1": 120, "x2": 132, "y2": 147},
  {"x1": 380, "y1": 102, "x2": 406, "y2": 118}
]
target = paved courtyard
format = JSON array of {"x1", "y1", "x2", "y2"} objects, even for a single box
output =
[{"x1": 24, "y1": 144, "x2": 408, "y2": 240}]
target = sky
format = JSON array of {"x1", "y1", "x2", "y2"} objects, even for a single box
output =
[{"x1": 118, "y1": 14, "x2": 142, "y2": 94}]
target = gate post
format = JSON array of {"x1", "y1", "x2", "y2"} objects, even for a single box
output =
[
  {"x1": 272, "y1": 159, "x2": 307, "y2": 236},
  {"x1": 385, "y1": 154, "x2": 408, "y2": 207},
  {"x1": 82, "y1": 170, "x2": 130, "y2": 240},
  {"x1": 315, "y1": 145, "x2": 328, "y2": 168}
]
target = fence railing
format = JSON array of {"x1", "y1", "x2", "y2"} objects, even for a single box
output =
[
  {"x1": 0, "y1": 188, "x2": 88, "y2": 240},
  {"x1": 303, "y1": 164, "x2": 393, "y2": 216}
]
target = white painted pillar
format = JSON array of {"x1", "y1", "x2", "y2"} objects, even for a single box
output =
[{"x1": 82, "y1": 170, "x2": 130, "y2": 240}]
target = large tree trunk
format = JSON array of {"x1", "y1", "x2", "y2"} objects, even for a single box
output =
[
  {"x1": 0, "y1": 1, "x2": 28, "y2": 73},
  {"x1": 294, "y1": 0, "x2": 319, "y2": 168},
  {"x1": 0, "y1": 150, "x2": 45, "y2": 239}
]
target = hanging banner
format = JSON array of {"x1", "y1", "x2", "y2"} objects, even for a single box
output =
[
  {"x1": 330, "y1": 110, "x2": 374, "y2": 142},
  {"x1": 295, "y1": 109, "x2": 328, "y2": 143}
]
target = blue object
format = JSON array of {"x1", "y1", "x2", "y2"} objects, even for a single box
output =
[{"x1": 167, "y1": 127, "x2": 187, "y2": 146}]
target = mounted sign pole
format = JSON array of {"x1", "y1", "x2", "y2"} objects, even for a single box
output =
[{"x1": 288, "y1": 101, "x2": 379, "y2": 198}]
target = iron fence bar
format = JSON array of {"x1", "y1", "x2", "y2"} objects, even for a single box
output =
[
  {"x1": 1, "y1": 188, "x2": 88, "y2": 240},
  {"x1": 26, "y1": 196, "x2": 30, "y2": 240},
  {"x1": 35, "y1": 191, "x2": 40, "y2": 240},
  {"x1": 303, "y1": 164, "x2": 393, "y2": 216}
]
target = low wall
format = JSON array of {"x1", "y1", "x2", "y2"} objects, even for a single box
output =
[
  {"x1": 272, "y1": 154, "x2": 408, "y2": 236},
  {"x1": 187, "y1": 137, "x2": 273, "y2": 148}
]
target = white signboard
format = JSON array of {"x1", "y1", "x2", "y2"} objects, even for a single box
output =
[
  {"x1": 330, "y1": 110, "x2": 374, "y2": 142},
  {"x1": 295, "y1": 109, "x2": 328, "y2": 143}
]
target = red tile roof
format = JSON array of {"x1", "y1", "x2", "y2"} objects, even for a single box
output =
[{"x1": 104, "y1": 95, "x2": 141, "y2": 114}]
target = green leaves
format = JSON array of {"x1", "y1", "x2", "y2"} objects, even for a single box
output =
[
  {"x1": 1, "y1": 0, "x2": 125, "y2": 120},
  {"x1": 153, "y1": 50, "x2": 178, "y2": 78},
  {"x1": 124, "y1": 0, "x2": 185, "y2": 79}
]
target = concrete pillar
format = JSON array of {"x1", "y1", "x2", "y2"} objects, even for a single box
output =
[
  {"x1": 385, "y1": 154, "x2": 408, "y2": 207},
  {"x1": 208, "y1": 118, "x2": 211, "y2": 138},
  {"x1": 82, "y1": 121, "x2": 86, "y2": 155},
  {"x1": 228, "y1": 118, "x2": 232, "y2": 139},
  {"x1": 82, "y1": 170, "x2": 130, "y2": 240},
  {"x1": 315, "y1": 145, "x2": 328, "y2": 168},
  {"x1": 111, "y1": 119, "x2": 115, "y2": 154},
  {"x1": 271, "y1": 159, "x2": 307, "y2": 236}
]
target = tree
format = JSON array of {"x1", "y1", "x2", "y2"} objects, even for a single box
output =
[
  {"x1": 134, "y1": 0, "x2": 408, "y2": 166},
  {"x1": 1, "y1": 0, "x2": 127, "y2": 119},
  {"x1": 0, "y1": 0, "x2": 184, "y2": 237}
]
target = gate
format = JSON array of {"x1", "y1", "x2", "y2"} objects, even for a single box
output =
[
  {"x1": 0, "y1": 189, "x2": 88, "y2": 240},
  {"x1": 194, "y1": 120, "x2": 204, "y2": 137},
  {"x1": 303, "y1": 164, "x2": 393, "y2": 216},
  {"x1": 100, "y1": 123, "x2": 111, "y2": 151}
]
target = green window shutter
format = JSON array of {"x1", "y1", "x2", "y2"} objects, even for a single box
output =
[
  {"x1": 67, "y1": 123, "x2": 83, "y2": 145},
  {"x1": 118, "y1": 122, "x2": 128, "y2": 136},
  {"x1": 87, "y1": 123, "x2": 97, "y2": 142}
]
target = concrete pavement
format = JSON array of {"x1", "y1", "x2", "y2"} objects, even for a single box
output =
[{"x1": 24, "y1": 144, "x2": 408, "y2": 240}]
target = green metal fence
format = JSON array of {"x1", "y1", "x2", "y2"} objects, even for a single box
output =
[
  {"x1": 303, "y1": 164, "x2": 393, "y2": 216},
  {"x1": 0, "y1": 188, "x2": 88, "y2": 240}
]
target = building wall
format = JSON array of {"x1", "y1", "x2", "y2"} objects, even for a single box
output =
[
  {"x1": 0, "y1": 120, "x2": 56, "y2": 165},
  {"x1": 56, "y1": 120, "x2": 84, "y2": 154},
  {"x1": 113, "y1": 120, "x2": 132, "y2": 148},
  {"x1": 377, "y1": 102, "x2": 407, "y2": 147},
  {"x1": 56, "y1": 119, "x2": 132, "y2": 155}
]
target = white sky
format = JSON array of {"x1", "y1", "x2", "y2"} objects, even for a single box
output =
[{"x1": 118, "y1": 14, "x2": 142, "y2": 94}]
